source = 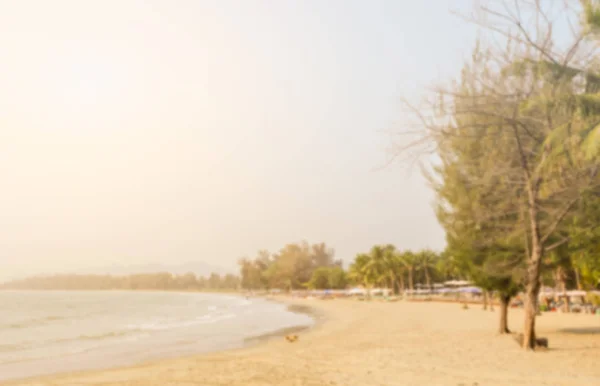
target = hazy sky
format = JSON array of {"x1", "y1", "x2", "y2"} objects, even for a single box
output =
[{"x1": 0, "y1": 0, "x2": 479, "y2": 280}]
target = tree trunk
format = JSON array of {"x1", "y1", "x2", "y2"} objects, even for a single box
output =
[
  {"x1": 553, "y1": 269, "x2": 560, "y2": 306},
  {"x1": 399, "y1": 273, "x2": 405, "y2": 295},
  {"x1": 553, "y1": 267, "x2": 569, "y2": 312},
  {"x1": 563, "y1": 291, "x2": 571, "y2": 313},
  {"x1": 558, "y1": 268, "x2": 569, "y2": 313},
  {"x1": 483, "y1": 291, "x2": 488, "y2": 310},
  {"x1": 408, "y1": 269, "x2": 414, "y2": 295},
  {"x1": 489, "y1": 292, "x2": 495, "y2": 311},
  {"x1": 499, "y1": 295, "x2": 511, "y2": 334},
  {"x1": 574, "y1": 266, "x2": 582, "y2": 291},
  {"x1": 522, "y1": 174, "x2": 543, "y2": 350},
  {"x1": 523, "y1": 243, "x2": 543, "y2": 350},
  {"x1": 424, "y1": 268, "x2": 431, "y2": 291}
]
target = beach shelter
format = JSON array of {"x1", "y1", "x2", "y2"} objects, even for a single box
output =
[
  {"x1": 458, "y1": 286, "x2": 483, "y2": 294},
  {"x1": 444, "y1": 280, "x2": 471, "y2": 287},
  {"x1": 347, "y1": 287, "x2": 366, "y2": 296}
]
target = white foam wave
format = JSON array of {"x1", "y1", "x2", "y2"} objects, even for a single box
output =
[{"x1": 128, "y1": 313, "x2": 236, "y2": 331}]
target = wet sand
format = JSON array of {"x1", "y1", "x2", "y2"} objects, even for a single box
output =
[{"x1": 9, "y1": 298, "x2": 600, "y2": 386}]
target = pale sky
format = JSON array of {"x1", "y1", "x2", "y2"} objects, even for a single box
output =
[{"x1": 0, "y1": 0, "x2": 478, "y2": 280}]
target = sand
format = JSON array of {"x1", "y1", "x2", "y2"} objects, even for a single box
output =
[{"x1": 9, "y1": 298, "x2": 600, "y2": 386}]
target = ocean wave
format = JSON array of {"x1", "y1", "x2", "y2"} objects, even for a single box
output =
[
  {"x1": 0, "y1": 330, "x2": 142, "y2": 358},
  {"x1": 0, "y1": 344, "x2": 27, "y2": 353},
  {"x1": 34, "y1": 330, "x2": 140, "y2": 347},
  {"x1": 75, "y1": 330, "x2": 134, "y2": 341},
  {"x1": 0, "y1": 328, "x2": 145, "y2": 355},
  {"x1": 0, "y1": 315, "x2": 65, "y2": 330},
  {"x1": 127, "y1": 313, "x2": 237, "y2": 331}
]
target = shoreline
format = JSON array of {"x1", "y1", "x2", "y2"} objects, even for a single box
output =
[
  {"x1": 244, "y1": 301, "x2": 325, "y2": 347},
  {"x1": 8, "y1": 298, "x2": 600, "y2": 385},
  {"x1": 4, "y1": 296, "x2": 324, "y2": 385}
]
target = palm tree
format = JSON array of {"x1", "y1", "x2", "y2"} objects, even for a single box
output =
[
  {"x1": 392, "y1": 253, "x2": 407, "y2": 295},
  {"x1": 370, "y1": 245, "x2": 399, "y2": 290},
  {"x1": 348, "y1": 253, "x2": 379, "y2": 296},
  {"x1": 378, "y1": 248, "x2": 409, "y2": 295},
  {"x1": 415, "y1": 250, "x2": 438, "y2": 291},
  {"x1": 398, "y1": 251, "x2": 417, "y2": 294},
  {"x1": 349, "y1": 246, "x2": 399, "y2": 298},
  {"x1": 435, "y1": 251, "x2": 463, "y2": 282}
]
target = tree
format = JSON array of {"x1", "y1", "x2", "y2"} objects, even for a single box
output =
[
  {"x1": 369, "y1": 245, "x2": 397, "y2": 289},
  {"x1": 414, "y1": 250, "x2": 438, "y2": 290},
  {"x1": 567, "y1": 191, "x2": 600, "y2": 289},
  {"x1": 458, "y1": 0, "x2": 600, "y2": 350},
  {"x1": 238, "y1": 257, "x2": 263, "y2": 290},
  {"x1": 348, "y1": 253, "x2": 380, "y2": 295},
  {"x1": 435, "y1": 251, "x2": 465, "y2": 282},
  {"x1": 327, "y1": 266, "x2": 348, "y2": 289},
  {"x1": 176, "y1": 272, "x2": 198, "y2": 290},
  {"x1": 405, "y1": 1, "x2": 600, "y2": 347},
  {"x1": 398, "y1": 251, "x2": 417, "y2": 294},
  {"x1": 237, "y1": 242, "x2": 339, "y2": 291},
  {"x1": 222, "y1": 274, "x2": 240, "y2": 290},
  {"x1": 208, "y1": 273, "x2": 221, "y2": 289},
  {"x1": 427, "y1": 81, "x2": 528, "y2": 334},
  {"x1": 307, "y1": 267, "x2": 331, "y2": 290}
]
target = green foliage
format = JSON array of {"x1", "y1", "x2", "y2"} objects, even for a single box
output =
[
  {"x1": 567, "y1": 191, "x2": 600, "y2": 288},
  {"x1": 348, "y1": 252, "x2": 379, "y2": 288},
  {"x1": 327, "y1": 266, "x2": 348, "y2": 289},
  {"x1": 584, "y1": 0, "x2": 600, "y2": 31},
  {"x1": 307, "y1": 266, "x2": 347, "y2": 290},
  {"x1": 347, "y1": 245, "x2": 453, "y2": 293},
  {"x1": 589, "y1": 293, "x2": 600, "y2": 306},
  {"x1": 307, "y1": 267, "x2": 329, "y2": 289},
  {"x1": 414, "y1": 249, "x2": 438, "y2": 286},
  {"x1": 238, "y1": 241, "x2": 340, "y2": 291}
]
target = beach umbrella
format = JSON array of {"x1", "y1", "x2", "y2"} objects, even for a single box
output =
[{"x1": 458, "y1": 286, "x2": 482, "y2": 294}]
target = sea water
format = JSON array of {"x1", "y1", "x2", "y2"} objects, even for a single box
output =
[{"x1": 0, "y1": 290, "x2": 313, "y2": 381}]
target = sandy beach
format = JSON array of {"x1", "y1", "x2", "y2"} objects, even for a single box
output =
[{"x1": 9, "y1": 298, "x2": 600, "y2": 386}]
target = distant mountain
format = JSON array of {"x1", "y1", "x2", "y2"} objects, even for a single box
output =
[{"x1": 82, "y1": 261, "x2": 234, "y2": 277}]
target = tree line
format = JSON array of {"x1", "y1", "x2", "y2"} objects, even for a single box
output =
[
  {"x1": 237, "y1": 241, "x2": 345, "y2": 290},
  {"x1": 0, "y1": 272, "x2": 241, "y2": 291},
  {"x1": 237, "y1": 242, "x2": 458, "y2": 292}
]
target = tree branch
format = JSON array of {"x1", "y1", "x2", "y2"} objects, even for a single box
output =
[
  {"x1": 540, "y1": 196, "x2": 581, "y2": 244},
  {"x1": 544, "y1": 236, "x2": 570, "y2": 252}
]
